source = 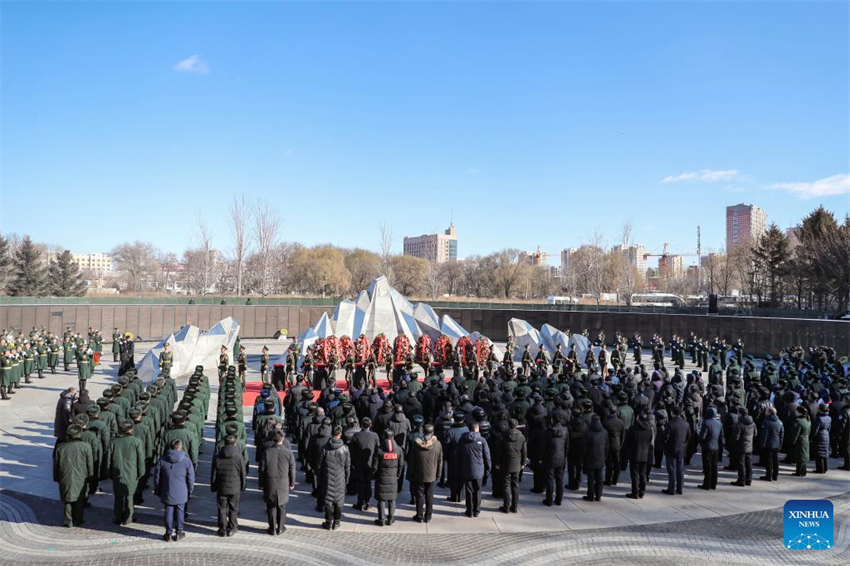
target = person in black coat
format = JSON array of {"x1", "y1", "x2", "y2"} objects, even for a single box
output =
[
  {"x1": 662, "y1": 406, "x2": 691, "y2": 495},
  {"x1": 567, "y1": 413, "x2": 587, "y2": 490},
  {"x1": 542, "y1": 415, "x2": 568, "y2": 506},
  {"x1": 319, "y1": 426, "x2": 351, "y2": 530},
  {"x1": 258, "y1": 431, "x2": 296, "y2": 535},
  {"x1": 603, "y1": 410, "x2": 625, "y2": 486},
  {"x1": 625, "y1": 411, "x2": 653, "y2": 498},
  {"x1": 497, "y1": 419, "x2": 527, "y2": 513},
  {"x1": 54, "y1": 387, "x2": 77, "y2": 444},
  {"x1": 457, "y1": 422, "x2": 491, "y2": 517},
  {"x1": 730, "y1": 407, "x2": 756, "y2": 486},
  {"x1": 350, "y1": 417, "x2": 380, "y2": 511},
  {"x1": 759, "y1": 408, "x2": 784, "y2": 481},
  {"x1": 697, "y1": 406, "x2": 723, "y2": 490},
  {"x1": 211, "y1": 435, "x2": 246, "y2": 536},
  {"x1": 372, "y1": 429, "x2": 403, "y2": 526},
  {"x1": 812, "y1": 404, "x2": 832, "y2": 474},
  {"x1": 583, "y1": 415, "x2": 608, "y2": 501}
]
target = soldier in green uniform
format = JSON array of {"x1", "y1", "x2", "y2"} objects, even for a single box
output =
[
  {"x1": 260, "y1": 346, "x2": 270, "y2": 384},
  {"x1": 73, "y1": 414, "x2": 102, "y2": 502},
  {"x1": 632, "y1": 334, "x2": 643, "y2": 364},
  {"x1": 159, "y1": 343, "x2": 173, "y2": 375},
  {"x1": 22, "y1": 341, "x2": 34, "y2": 384},
  {"x1": 237, "y1": 345, "x2": 247, "y2": 391},
  {"x1": 106, "y1": 420, "x2": 145, "y2": 525},
  {"x1": 53, "y1": 424, "x2": 93, "y2": 528},
  {"x1": 63, "y1": 336, "x2": 75, "y2": 372},
  {"x1": 218, "y1": 346, "x2": 229, "y2": 382},
  {"x1": 0, "y1": 351, "x2": 12, "y2": 400},
  {"x1": 96, "y1": 397, "x2": 119, "y2": 438},
  {"x1": 163, "y1": 412, "x2": 198, "y2": 469},
  {"x1": 36, "y1": 338, "x2": 48, "y2": 379},
  {"x1": 48, "y1": 338, "x2": 60, "y2": 374},
  {"x1": 76, "y1": 345, "x2": 92, "y2": 392},
  {"x1": 129, "y1": 407, "x2": 154, "y2": 505},
  {"x1": 11, "y1": 346, "x2": 22, "y2": 391},
  {"x1": 521, "y1": 344, "x2": 532, "y2": 377},
  {"x1": 112, "y1": 328, "x2": 121, "y2": 362},
  {"x1": 85, "y1": 405, "x2": 110, "y2": 484}
]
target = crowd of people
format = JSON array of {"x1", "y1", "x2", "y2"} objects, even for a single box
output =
[{"x1": 42, "y1": 324, "x2": 850, "y2": 541}]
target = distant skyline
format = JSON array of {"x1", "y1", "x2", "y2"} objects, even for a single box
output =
[{"x1": 1, "y1": 1, "x2": 848, "y2": 264}]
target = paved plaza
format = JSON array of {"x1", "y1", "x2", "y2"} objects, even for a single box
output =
[{"x1": 1, "y1": 340, "x2": 848, "y2": 565}]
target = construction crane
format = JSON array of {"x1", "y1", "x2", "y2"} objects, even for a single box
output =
[{"x1": 643, "y1": 227, "x2": 703, "y2": 291}]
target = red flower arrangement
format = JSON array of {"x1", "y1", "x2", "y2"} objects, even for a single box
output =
[
  {"x1": 415, "y1": 334, "x2": 432, "y2": 365},
  {"x1": 393, "y1": 334, "x2": 411, "y2": 366}
]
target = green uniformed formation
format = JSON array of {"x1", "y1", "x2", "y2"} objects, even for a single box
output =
[{"x1": 1, "y1": 326, "x2": 89, "y2": 400}]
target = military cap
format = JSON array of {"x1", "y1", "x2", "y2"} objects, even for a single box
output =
[
  {"x1": 66, "y1": 425, "x2": 83, "y2": 440},
  {"x1": 128, "y1": 408, "x2": 142, "y2": 419},
  {"x1": 96, "y1": 397, "x2": 110, "y2": 408},
  {"x1": 139, "y1": 392, "x2": 151, "y2": 401},
  {"x1": 72, "y1": 414, "x2": 89, "y2": 427},
  {"x1": 86, "y1": 405, "x2": 101, "y2": 417},
  {"x1": 172, "y1": 412, "x2": 186, "y2": 424},
  {"x1": 225, "y1": 423, "x2": 239, "y2": 435},
  {"x1": 226, "y1": 406, "x2": 238, "y2": 416},
  {"x1": 119, "y1": 420, "x2": 134, "y2": 433}
]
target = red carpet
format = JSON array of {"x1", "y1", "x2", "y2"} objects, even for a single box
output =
[{"x1": 242, "y1": 374, "x2": 399, "y2": 407}]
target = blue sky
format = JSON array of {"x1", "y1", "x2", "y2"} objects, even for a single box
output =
[{"x1": 1, "y1": 1, "x2": 848, "y2": 265}]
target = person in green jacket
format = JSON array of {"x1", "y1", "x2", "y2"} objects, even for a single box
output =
[
  {"x1": 63, "y1": 338, "x2": 75, "y2": 372},
  {"x1": 76, "y1": 347, "x2": 92, "y2": 392},
  {"x1": 48, "y1": 338, "x2": 60, "y2": 374},
  {"x1": 36, "y1": 338, "x2": 48, "y2": 379},
  {"x1": 0, "y1": 351, "x2": 12, "y2": 400},
  {"x1": 85, "y1": 405, "x2": 111, "y2": 481},
  {"x1": 73, "y1": 414, "x2": 103, "y2": 498},
  {"x1": 53, "y1": 424, "x2": 94, "y2": 527},
  {"x1": 162, "y1": 412, "x2": 198, "y2": 468},
  {"x1": 22, "y1": 343, "x2": 34, "y2": 384},
  {"x1": 112, "y1": 328, "x2": 121, "y2": 362},
  {"x1": 791, "y1": 406, "x2": 811, "y2": 477},
  {"x1": 106, "y1": 420, "x2": 145, "y2": 525}
]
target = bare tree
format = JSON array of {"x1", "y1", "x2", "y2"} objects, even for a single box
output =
[
  {"x1": 193, "y1": 214, "x2": 216, "y2": 295},
  {"x1": 438, "y1": 260, "x2": 464, "y2": 296},
  {"x1": 344, "y1": 248, "x2": 382, "y2": 293},
  {"x1": 392, "y1": 255, "x2": 429, "y2": 296},
  {"x1": 617, "y1": 221, "x2": 638, "y2": 305},
  {"x1": 426, "y1": 261, "x2": 442, "y2": 298},
  {"x1": 111, "y1": 241, "x2": 159, "y2": 293},
  {"x1": 587, "y1": 227, "x2": 606, "y2": 305},
  {"x1": 253, "y1": 199, "x2": 280, "y2": 296},
  {"x1": 488, "y1": 249, "x2": 525, "y2": 298},
  {"x1": 379, "y1": 222, "x2": 394, "y2": 284},
  {"x1": 230, "y1": 194, "x2": 252, "y2": 296}
]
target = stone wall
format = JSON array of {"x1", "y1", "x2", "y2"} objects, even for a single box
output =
[{"x1": 1, "y1": 304, "x2": 846, "y2": 357}]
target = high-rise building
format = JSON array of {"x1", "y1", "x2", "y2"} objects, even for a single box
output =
[
  {"x1": 612, "y1": 243, "x2": 647, "y2": 276},
  {"x1": 519, "y1": 246, "x2": 548, "y2": 266},
  {"x1": 560, "y1": 247, "x2": 578, "y2": 276},
  {"x1": 403, "y1": 224, "x2": 458, "y2": 263},
  {"x1": 726, "y1": 203, "x2": 766, "y2": 249}
]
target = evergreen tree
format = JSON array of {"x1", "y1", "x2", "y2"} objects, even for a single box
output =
[
  {"x1": 0, "y1": 235, "x2": 10, "y2": 293},
  {"x1": 752, "y1": 223, "x2": 790, "y2": 307},
  {"x1": 7, "y1": 236, "x2": 47, "y2": 296},
  {"x1": 49, "y1": 250, "x2": 87, "y2": 297}
]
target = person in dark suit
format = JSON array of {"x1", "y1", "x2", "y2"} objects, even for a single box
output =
[
  {"x1": 583, "y1": 415, "x2": 608, "y2": 502},
  {"x1": 541, "y1": 414, "x2": 568, "y2": 506},
  {"x1": 258, "y1": 431, "x2": 296, "y2": 535},
  {"x1": 211, "y1": 435, "x2": 246, "y2": 537},
  {"x1": 625, "y1": 410, "x2": 653, "y2": 498},
  {"x1": 662, "y1": 406, "x2": 691, "y2": 495},
  {"x1": 497, "y1": 418, "x2": 527, "y2": 513},
  {"x1": 697, "y1": 406, "x2": 723, "y2": 490}
]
